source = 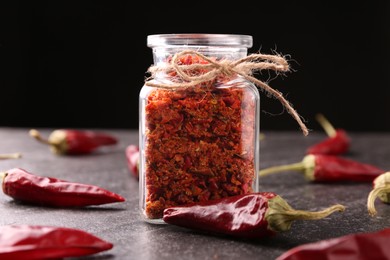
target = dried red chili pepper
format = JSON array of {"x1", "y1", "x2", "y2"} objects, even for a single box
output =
[
  {"x1": 163, "y1": 192, "x2": 345, "y2": 239},
  {"x1": 367, "y1": 171, "x2": 390, "y2": 216},
  {"x1": 125, "y1": 144, "x2": 139, "y2": 179},
  {"x1": 1, "y1": 168, "x2": 125, "y2": 207},
  {"x1": 306, "y1": 113, "x2": 350, "y2": 155},
  {"x1": 259, "y1": 154, "x2": 384, "y2": 183},
  {"x1": 276, "y1": 227, "x2": 390, "y2": 260},
  {"x1": 29, "y1": 129, "x2": 118, "y2": 155},
  {"x1": 0, "y1": 153, "x2": 21, "y2": 160},
  {"x1": 0, "y1": 224, "x2": 113, "y2": 259}
]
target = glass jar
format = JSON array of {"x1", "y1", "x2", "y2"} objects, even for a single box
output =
[{"x1": 139, "y1": 34, "x2": 260, "y2": 224}]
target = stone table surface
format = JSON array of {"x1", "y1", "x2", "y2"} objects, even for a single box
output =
[{"x1": 1, "y1": 127, "x2": 390, "y2": 260}]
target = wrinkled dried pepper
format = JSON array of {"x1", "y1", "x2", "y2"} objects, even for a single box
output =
[
  {"x1": 163, "y1": 192, "x2": 345, "y2": 239},
  {"x1": 143, "y1": 54, "x2": 257, "y2": 219},
  {"x1": 1, "y1": 168, "x2": 125, "y2": 207},
  {"x1": 367, "y1": 171, "x2": 390, "y2": 216},
  {"x1": 276, "y1": 227, "x2": 390, "y2": 260},
  {"x1": 306, "y1": 113, "x2": 350, "y2": 155},
  {"x1": 259, "y1": 154, "x2": 384, "y2": 183},
  {"x1": 0, "y1": 224, "x2": 113, "y2": 259},
  {"x1": 29, "y1": 129, "x2": 118, "y2": 155}
]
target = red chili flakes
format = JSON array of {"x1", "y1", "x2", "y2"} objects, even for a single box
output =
[{"x1": 144, "y1": 55, "x2": 257, "y2": 219}]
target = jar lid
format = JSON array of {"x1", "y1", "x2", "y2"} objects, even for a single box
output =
[{"x1": 147, "y1": 34, "x2": 253, "y2": 48}]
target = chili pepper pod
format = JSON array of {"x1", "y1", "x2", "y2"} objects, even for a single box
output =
[
  {"x1": 367, "y1": 171, "x2": 390, "y2": 217},
  {"x1": 306, "y1": 113, "x2": 350, "y2": 155},
  {"x1": 0, "y1": 153, "x2": 21, "y2": 160},
  {"x1": 0, "y1": 224, "x2": 113, "y2": 259},
  {"x1": 1, "y1": 168, "x2": 125, "y2": 207},
  {"x1": 276, "y1": 227, "x2": 390, "y2": 260},
  {"x1": 125, "y1": 144, "x2": 139, "y2": 179},
  {"x1": 259, "y1": 154, "x2": 384, "y2": 183},
  {"x1": 29, "y1": 128, "x2": 118, "y2": 155},
  {"x1": 163, "y1": 192, "x2": 345, "y2": 239}
]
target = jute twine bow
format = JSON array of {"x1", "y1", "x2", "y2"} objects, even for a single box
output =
[{"x1": 145, "y1": 50, "x2": 308, "y2": 136}]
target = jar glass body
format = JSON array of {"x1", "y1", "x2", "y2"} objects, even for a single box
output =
[{"x1": 139, "y1": 34, "x2": 260, "y2": 224}]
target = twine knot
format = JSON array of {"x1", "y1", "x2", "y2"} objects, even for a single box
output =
[
  {"x1": 214, "y1": 59, "x2": 235, "y2": 77},
  {"x1": 145, "y1": 50, "x2": 308, "y2": 136}
]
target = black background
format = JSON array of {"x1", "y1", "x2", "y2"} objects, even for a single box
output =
[{"x1": 1, "y1": 1, "x2": 389, "y2": 132}]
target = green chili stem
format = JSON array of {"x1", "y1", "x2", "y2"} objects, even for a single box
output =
[
  {"x1": 284, "y1": 204, "x2": 346, "y2": 220},
  {"x1": 29, "y1": 129, "x2": 53, "y2": 145},
  {"x1": 367, "y1": 186, "x2": 390, "y2": 217},
  {"x1": 0, "y1": 153, "x2": 21, "y2": 160},
  {"x1": 315, "y1": 113, "x2": 336, "y2": 137},
  {"x1": 0, "y1": 171, "x2": 7, "y2": 181},
  {"x1": 29, "y1": 129, "x2": 62, "y2": 151},
  {"x1": 259, "y1": 162, "x2": 305, "y2": 177},
  {"x1": 266, "y1": 195, "x2": 345, "y2": 233}
]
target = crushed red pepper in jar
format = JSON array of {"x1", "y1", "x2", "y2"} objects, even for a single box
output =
[
  {"x1": 143, "y1": 74, "x2": 258, "y2": 219},
  {"x1": 140, "y1": 35, "x2": 264, "y2": 221}
]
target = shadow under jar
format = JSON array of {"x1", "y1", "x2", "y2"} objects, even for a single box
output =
[{"x1": 139, "y1": 34, "x2": 260, "y2": 224}]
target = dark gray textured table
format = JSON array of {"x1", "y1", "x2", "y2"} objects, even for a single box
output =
[{"x1": 1, "y1": 127, "x2": 390, "y2": 260}]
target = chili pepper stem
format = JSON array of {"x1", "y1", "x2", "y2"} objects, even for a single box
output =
[
  {"x1": 315, "y1": 113, "x2": 336, "y2": 137},
  {"x1": 266, "y1": 195, "x2": 345, "y2": 233},
  {"x1": 259, "y1": 162, "x2": 306, "y2": 177},
  {"x1": 367, "y1": 186, "x2": 390, "y2": 217},
  {"x1": 0, "y1": 153, "x2": 22, "y2": 159},
  {"x1": 29, "y1": 129, "x2": 61, "y2": 148},
  {"x1": 259, "y1": 155, "x2": 316, "y2": 181}
]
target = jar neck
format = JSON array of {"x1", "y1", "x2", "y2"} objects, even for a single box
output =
[{"x1": 152, "y1": 46, "x2": 248, "y2": 65}]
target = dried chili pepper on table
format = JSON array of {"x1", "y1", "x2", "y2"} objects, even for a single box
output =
[
  {"x1": 0, "y1": 224, "x2": 113, "y2": 259},
  {"x1": 29, "y1": 128, "x2": 118, "y2": 155},
  {"x1": 1, "y1": 168, "x2": 125, "y2": 207},
  {"x1": 0, "y1": 153, "x2": 21, "y2": 160},
  {"x1": 125, "y1": 144, "x2": 139, "y2": 179},
  {"x1": 306, "y1": 113, "x2": 350, "y2": 155},
  {"x1": 163, "y1": 192, "x2": 345, "y2": 239},
  {"x1": 367, "y1": 171, "x2": 390, "y2": 216},
  {"x1": 259, "y1": 154, "x2": 384, "y2": 183},
  {"x1": 276, "y1": 227, "x2": 390, "y2": 260}
]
